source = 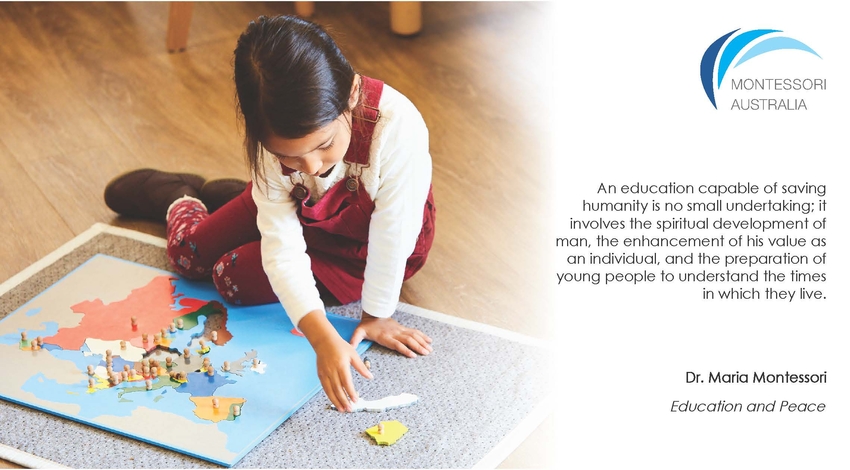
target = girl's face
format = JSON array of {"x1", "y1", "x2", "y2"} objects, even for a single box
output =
[
  {"x1": 262, "y1": 112, "x2": 352, "y2": 178},
  {"x1": 262, "y1": 75, "x2": 361, "y2": 178}
]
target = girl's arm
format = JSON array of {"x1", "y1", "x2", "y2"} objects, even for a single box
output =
[
  {"x1": 299, "y1": 309, "x2": 372, "y2": 412},
  {"x1": 351, "y1": 91, "x2": 434, "y2": 356},
  {"x1": 253, "y1": 159, "x2": 369, "y2": 412},
  {"x1": 252, "y1": 157, "x2": 325, "y2": 327},
  {"x1": 361, "y1": 94, "x2": 432, "y2": 318}
]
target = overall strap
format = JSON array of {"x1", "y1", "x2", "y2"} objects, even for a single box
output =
[{"x1": 343, "y1": 76, "x2": 384, "y2": 166}]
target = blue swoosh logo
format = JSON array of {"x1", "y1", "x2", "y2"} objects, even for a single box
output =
[{"x1": 700, "y1": 29, "x2": 821, "y2": 109}]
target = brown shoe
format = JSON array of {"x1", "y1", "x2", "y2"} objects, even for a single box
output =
[
  {"x1": 104, "y1": 169, "x2": 205, "y2": 221},
  {"x1": 200, "y1": 178, "x2": 248, "y2": 213}
]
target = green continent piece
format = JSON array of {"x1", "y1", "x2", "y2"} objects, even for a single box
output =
[
  {"x1": 226, "y1": 401, "x2": 246, "y2": 421},
  {"x1": 175, "y1": 301, "x2": 226, "y2": 330}
]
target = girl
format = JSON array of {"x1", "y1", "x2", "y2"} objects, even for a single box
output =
[{"x1": 104, "y1": 14, "x2": 436, "y2": 412}]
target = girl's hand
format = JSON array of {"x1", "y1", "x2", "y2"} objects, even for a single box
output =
[
  {"x1": 299, "y1": 310, "x2": 372, "y2": 412},
  {"x1": 349, "y1": 311, "x2": 433, "y2": 358}
]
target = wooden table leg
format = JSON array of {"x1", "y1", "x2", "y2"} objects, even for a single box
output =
[
  {"x1": 390, "y1": 1, "x2": 422, "y2": 36},
  {"x1": 166, "y1": 2, "x2": 194, "y2": 52}
]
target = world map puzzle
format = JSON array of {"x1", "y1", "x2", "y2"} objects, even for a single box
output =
[{"x1": 0, "y1": 254, "x2": 370, "y2": 466}]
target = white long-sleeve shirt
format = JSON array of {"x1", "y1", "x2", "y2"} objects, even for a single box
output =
[{"x1": 252, "y1": 83, "x2": 432, "y2": 328}]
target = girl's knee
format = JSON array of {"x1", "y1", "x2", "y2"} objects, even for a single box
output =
[
  {"x1": 167, "y1": 230, "x2": 212, "y2": 279},
  {"x1": 167, "y1": 252, "x2": 209, "y2": 279},
  {"x1": 212, "y1": 255, "x2": 241, "y2": 303},
  {"x1": 211, "y1": 250, "x2": 278, "y2": 306}
]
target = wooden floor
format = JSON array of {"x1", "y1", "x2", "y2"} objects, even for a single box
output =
[{"x1": 0, "y1": 2, "x2": 553, "y2": 468}]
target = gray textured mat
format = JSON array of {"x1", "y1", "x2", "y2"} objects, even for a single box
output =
[{"x1": 0, "y1": 228, "x2": 551, "y2": 468}]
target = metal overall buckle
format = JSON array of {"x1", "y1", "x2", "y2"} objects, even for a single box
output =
[
  {"x1": 289, "y1": 173, "x2": 309, "y2": 200},
  {"x1": 345, "y1": 161, "x2": 368, "y2": 192},
  {"x1": 292, "y1": 184, "x2": 309, "y2": 200},
  {"x1": 354, "y1": 104, "x2": 381, "y2": 124},
  {"x1": 345, "y1": 177, "x2": 359, "y2": 192}
]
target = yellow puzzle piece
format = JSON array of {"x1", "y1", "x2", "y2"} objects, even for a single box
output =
[{"x1": 365, "y1": 420, "x2": 408, "y2": 446}]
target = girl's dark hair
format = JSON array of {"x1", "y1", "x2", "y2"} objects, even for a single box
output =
[{"x1": 234, "y1": 15, "x2": 356, "y2": 182}]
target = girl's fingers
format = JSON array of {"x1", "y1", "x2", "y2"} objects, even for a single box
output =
[
  {"x1": 349, "y1": 327, "x2": 367, "y2": 348},
  {"x1": 418, "y1": 330, "x2": 433, "y2": 344},
  {"x1": 400, "y1": 334, "x2": 429, "y2": 355},
  {"x1": 332, "y1": 380, "x2": 350, "y2": 412},
  {"x1": 340, "y1": 367, "x2": 359, "y2": 404},
  {"x1": 390, "y1": 339, "x2": 416, "y2": 358},
  {"x1": 412, "y1": 331, "x2": 433, "y2": 352},
  {"x1": 322, "y1": 372, "x2": 348, "y2": 412},
  {"x1": 319, "y1": 375, "x2": 340, "y2": 410},
  {"x1": 352, "y1": 355, "x2": 373, "y2": 380}
]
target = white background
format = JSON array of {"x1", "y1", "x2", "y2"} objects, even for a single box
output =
[{"x1": 555, "y1": 1, "x2": 848, "y2": 468}]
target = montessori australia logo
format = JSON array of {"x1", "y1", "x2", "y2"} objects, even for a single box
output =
[{"x1": 700, "y1": 29, "x2": 824, "y2": 110}]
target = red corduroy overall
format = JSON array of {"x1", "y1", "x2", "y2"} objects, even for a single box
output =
[{"x1": 166, "y1": 77, "x2": 435, "y2": 307}]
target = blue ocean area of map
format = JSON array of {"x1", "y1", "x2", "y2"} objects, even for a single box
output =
[
  {"x1": 0, "y1": 254, "x2": 371, "y2": 466},
  {"x1": 174, "y1": 372, "x2": 237, "y2": 395},
  {"x1": 169, "y1": 275, "x2": 369, "y2": 456},
  {"x1": 49, "y1": 347, "x2": 103, "y2": 372},
  {"x1": 101, "y1": 355, "x2": 135, "y2": 371},
  {"x1": 166, "y1": 316, "x2": 206, "y2": 349},
  {"x1": 0, "y1": 333, "x2": 22, "y2": 346},
  {"x1": 21, "y1": 373, "x2": 139, "y2": 420},
  {"x1": 115, "y1": 378, "x2": 210, "y2": 419},
  {"x1": 0, "y1": 321, "x2": 59, "y2": 346}
]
